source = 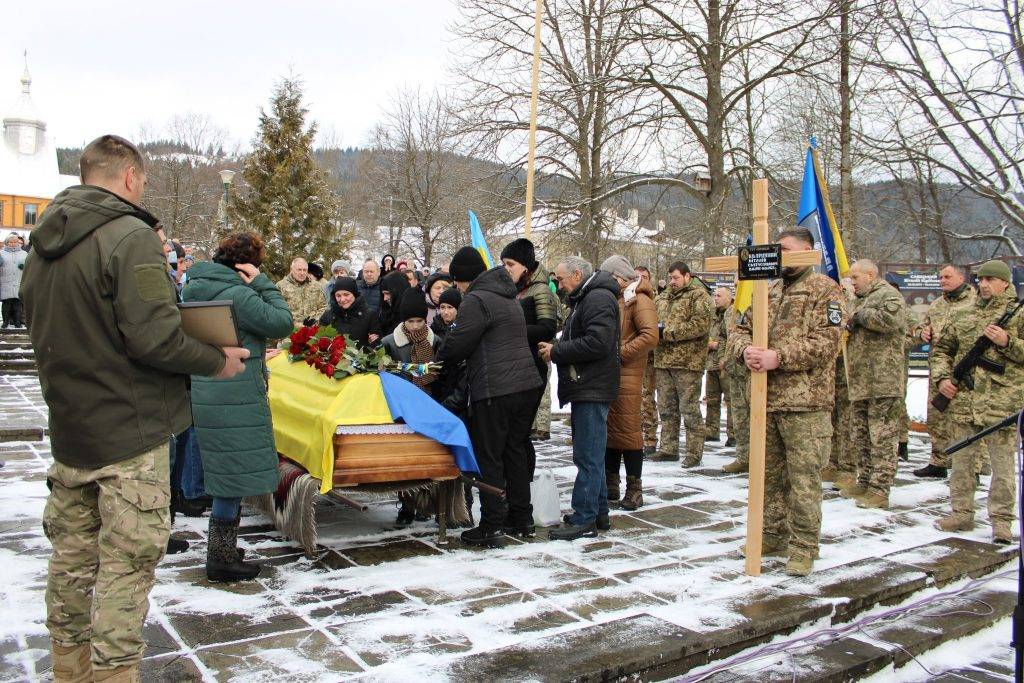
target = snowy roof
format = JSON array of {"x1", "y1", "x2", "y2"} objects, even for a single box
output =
[
  {"x1": 494, "y1": 207, "x2": 662, "y2": 245},
  {"x1": 0, "y1": 61, "x2": 74, "y2": 201}
]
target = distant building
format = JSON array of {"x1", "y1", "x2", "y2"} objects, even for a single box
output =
[{"x1": 0, "y1": 59, "x2": 78, "y2": 240}]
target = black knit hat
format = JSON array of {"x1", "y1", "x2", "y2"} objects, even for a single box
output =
[
  {"x1": 449, "y1": 246, "x2": 487, "y2": 282},
  {"x1": 500, "y1": 238, "x2": 538, "y2": 270},
  {"x1": 331, "y1": 276, "x2": 359, "y2": 299},
  {"x1": 307, "y1": 262, "x2": 324, "y2": 280},
  {"x1": 398, "y1": 288, "x2": 429, "y2": 321},
  {"x1": 438, "y1": 287, "x2": 462, "y2": 309}
]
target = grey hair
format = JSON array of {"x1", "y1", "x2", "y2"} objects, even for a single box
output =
[{"x1": 560, "y1": 255, "x2": 594, "y2": 279}]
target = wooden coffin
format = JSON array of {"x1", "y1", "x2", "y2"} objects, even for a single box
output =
[{"x1": 332, "y1": 426, "x2": 460, "y2": 486}]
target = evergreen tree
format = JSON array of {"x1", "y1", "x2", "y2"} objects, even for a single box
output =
[{"x1": 231, "y1": 76, "x2": 346, "y2": 279}]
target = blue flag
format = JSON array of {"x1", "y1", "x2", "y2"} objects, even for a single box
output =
[
  {"x1": 797, "y1": 138, "x2": 849, "y2": 282},
  {"x1": 468, "y1": 210, "x2": 494, "y2": 268}
]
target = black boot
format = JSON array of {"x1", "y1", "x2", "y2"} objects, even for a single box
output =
[
  {"x1": 395, "y1": 502, "x2": 415, "y2": 526},
  {"x1": 504, "y1": 523, "x2": 536, "y2": 539},
  {"x1": 563, "y1": 513, "x2": 610, "y2": 531},
  {"x1": 550, "y1": 522, "x2": 597, "y2": 541},
  {"x1": 898, "y1": 442, "x2": 909, "y2": 461},
  {"x1": 166, "y1": 508, "x2": 189, "y2": 554},
  {"x1": 206, "y1": 517, "x2": 260, "y2": 582},
  {"x1": 913, "y1": 464, "x2": 947, "y2": 478},
  {"x1": 172, "y1": 490, "x2": 208, "y2": 518},
  {"x1": 460, "y1": 525, "x2": 505, "y2": 548}
]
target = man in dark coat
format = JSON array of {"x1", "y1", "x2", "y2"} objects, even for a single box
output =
[
  {"x1": 436, "y1": 246, "x2": 542, "y2": 546},
  {"x1": 540, "y1": 256, "x2": 621, "y2": 540},
  {"x1": 358, "y1": 259, "x2": 383, "y2": 313},
  {"x1": 19, "y1": 135, "x2": 249, "y2": 681}
]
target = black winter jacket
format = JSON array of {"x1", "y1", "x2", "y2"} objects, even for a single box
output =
[
  {"x1": 551, "y1": 270, "x2": 622, "y2": 405},
  {"x1": 376, "y1": 271, "x2": 411, "y2": 335},
  {"x1": 357, "y1": 278, "x2": 383, "y2": 313},
  {"x1": 436, "y1": 266, "x2": 542, "y2": 403},
  {"x1": 319, "y1": 292, "x2": 380, "y2": 349}
]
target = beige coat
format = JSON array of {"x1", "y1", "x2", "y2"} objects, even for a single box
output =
[{"x1": 607, "y1": 278, "x2": 659, "y2": 450}]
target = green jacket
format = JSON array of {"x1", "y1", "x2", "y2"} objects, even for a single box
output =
[
  {"x1": 183, "y1": 262, "x2": 294, "y2": 498},
  {"x1": 19, "y1": 185, "x2": 225, "y2": 469},
  {"x1": 931, "y1": 288, "x2": 1024, "y2": 425},
  {"x1": 654, "y1": 277, "x2": 714, "y2": 371},
  {"x1": 846, "y1": 278, "x2": 908, "y2": 401}
]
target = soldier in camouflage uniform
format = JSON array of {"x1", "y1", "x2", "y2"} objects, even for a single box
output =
[
  {"x1": 842, "y1": 260, "x2": 909, "y2": 509},
  {"x1": 652, "y1": 261, "x2": 715, "y2": 466},
  {"x1": 704, "y1": 287, "x2": 734, "y2": 442},
  {"x1": 896, "y1": 307, "x2": 922, "y2": 461},
  {"x1": 722, "y1": 307, "x2": 751, "y2": 474},
  {"x1": 276, "y1": 257, "x2": 327, "y2": 326},
  {"x1": 825, "y1": 278, "x2": 857, "y2": 487},
  {"x1": 733, "y1": 228, "x2": 844, "y2": 576},
  {"x1": 915, "y1": 265, "x2": 977, "y2": 477},
  {"x1": 641, "y1": 354, "x2": 658, "y2": 453},
  {"x1": 931, "y1": 260, "x2": 1023, "y2": 544}
]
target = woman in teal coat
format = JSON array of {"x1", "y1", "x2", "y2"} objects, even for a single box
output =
[{"x1": 182, "y1": 232, "x2": 294, "y2": 582}]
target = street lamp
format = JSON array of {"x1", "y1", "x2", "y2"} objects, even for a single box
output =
[{"x1": 219, "y1": 169, "x2": 236, "y2": 231}]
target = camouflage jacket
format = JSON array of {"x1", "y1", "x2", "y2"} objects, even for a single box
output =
[
  {"x1": 276, "y1": 275, "x2": 327, "y2": 326},
  {"x1": 733, "y1": 268, "x2": 845, "y2": 412},
  {"x1": 705, "y1": 307, "x2": 729, "y2": 371},
  {"x1": 724, "y1": 307, "x2": 750, "y2": 382},
  {"x1": 846, "y1": 279, "x2": 908, "y2": 401},
  {"x1": 654, "y1": 278, "x2": 714, "y2": 371},
  {"x1": 931, "y1": 288, "x2": 1024, "y2": 424},
  {"x1": 923, "y1": 284, "x2": 976, "y2": 355}
]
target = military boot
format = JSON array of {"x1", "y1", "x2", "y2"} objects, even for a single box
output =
[
  {"x1": 739, "y1": 536, "x2": 788, "y2": 557},
  {"x1": 52, "y1": 643, "x2": 91, "y2": 683},
  {"x1": 839, "y1": 483, "x2": 868, "y2": 499},
  {"x1": 722, "y1": 459, "x2": 748, "y2": 474},
  {"x1": 93, "y1": 664, "x2": 140, "y2": 683},
  {"x1": 207, "y1": 517, "x2": 261, "y2": 582},
  {"x1": 832, "y1": 472, "x2": 857, "y2": 490},
  {"x1": 855, "y1": 491, "x2": 890, "y2": 509},
  {"x1": 935, "y1": 514, "x2": 974, "y2": 533},
  {"x1": 606, "y1": 470, "x2": 621, "y2": 504},
  {"x1": 897, "y1": 442, "x2": 909, "y2": 461},
  {"x1": 649, "y1": 452, "x2": 678, "y2": 462},
  {"x1": 682, "y1": 454, "x2": 702, "y2": 468},
  {"x1": 785, "y1": 554, "x2": 814, "y2": 577},
  {"x1": 620, "y1": 476, "x2": 644, "y2": 511},
  {"x1": 992, "y1": 521, "x2": 1013, "y2": 545}
]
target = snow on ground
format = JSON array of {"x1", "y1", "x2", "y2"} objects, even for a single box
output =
[{"x1": 0, "y1": 373, "x2": 1015, "y2": 681}]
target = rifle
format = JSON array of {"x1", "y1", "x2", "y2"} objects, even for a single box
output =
[
  {"x1": 942, "y1": 410, "x2": 1022, "y2": 456},
  {"x1": 931, "y1": 298, "x2": 1024, "y2": 413}
]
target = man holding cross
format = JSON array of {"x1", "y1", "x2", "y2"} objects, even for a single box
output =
[{"x1": 733, "y1": 227, "x2": 845, "y2": 576}]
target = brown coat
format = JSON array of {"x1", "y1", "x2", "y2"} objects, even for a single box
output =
[{"x1": 607, "y1": 278, "x2": 659, "y2": 450}]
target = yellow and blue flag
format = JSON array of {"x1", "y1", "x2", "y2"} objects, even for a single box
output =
[
  {"x1": 468, "y1": 210, "x2": 494, "y2": 268},
  {"x1": 734, "y1": 234, "x2": 753, "y2": 313},
  {"x1": 797, "y1": 138, "x2": 850, "y2": 282}
]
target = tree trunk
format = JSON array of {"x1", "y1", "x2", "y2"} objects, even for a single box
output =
[
  {"x1": 838, "y1": 0, "x2": 855, "y2": 256},
  {"x1": 704, "y1": 0, "x2": 726, "y2": 257}
]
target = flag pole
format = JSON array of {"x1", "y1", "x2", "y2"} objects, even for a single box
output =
[{"x1": 523, "y1": 0, "x2": 543, "y2": 239}]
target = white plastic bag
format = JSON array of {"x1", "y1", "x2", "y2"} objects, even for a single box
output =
[{"x1": 531, "y1": 469, "x2": 561, "y2": 527}]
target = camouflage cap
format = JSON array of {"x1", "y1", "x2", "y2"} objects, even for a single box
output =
[{"x1": 976, "y1": 259, "x2": 1012, "y2": 283}]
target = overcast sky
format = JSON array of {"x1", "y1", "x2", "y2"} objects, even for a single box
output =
[{"x1": 4, "y1": 0, "x2": 461, "y2": 150}]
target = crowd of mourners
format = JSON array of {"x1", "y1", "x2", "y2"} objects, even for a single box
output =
[{"x1": 11, "y1": 134, "x2": 1023, "y2": 683}]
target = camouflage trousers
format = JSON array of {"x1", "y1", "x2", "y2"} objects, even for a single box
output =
[
  {"x1": 925, "y1": 381, "x2": 951, "y2": 468},
  {"x1": 43, "y1": 444, "x2": 170, "y2": 670},
  {"x1": 764, "y1": 410, "x2": 832, "y2": 557},
  {"x1": 849, "y1": 397, "x2": 903, "y2": 496},
  {"x1": 655, "y1": 368, "x2": 705, "y2": 460},
  {"x1": 947, "y1": 421, "x2": 1016, "y2": 525},
  {"x1": 828, "y1": 364, "x2": 854, "y2": 473},
  {"x1": 704, "y1": 370, "x2": 733, "y2": 441},
  {"x1": 726, "y1": 362, "x2": 750, "y2": 465},
  {"x1": 533, "y1": 363, "x2": 552, "y2": 434},
  {"x1": 641, "y1": 356, "x2": 658, "y2": 448}
]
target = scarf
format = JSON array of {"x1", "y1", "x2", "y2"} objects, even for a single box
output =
[{"x1": 405, "y1": 324, "x2": 437, "y2": 390}]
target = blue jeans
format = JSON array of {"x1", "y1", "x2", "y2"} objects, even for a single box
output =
[
  {"x1": 568, "y1": 401, "x2": 611, "y2": 526},
  {"x1": 211, "y1": 497, "x2": 241, "y2": 521},
  {"x1": 170, "y1": 428, "x2": 206, "y2": 499}
]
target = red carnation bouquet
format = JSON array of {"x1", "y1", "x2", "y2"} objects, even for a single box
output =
[{"x1": 286, "y1": 324, "x2": 440, "y2": 380}]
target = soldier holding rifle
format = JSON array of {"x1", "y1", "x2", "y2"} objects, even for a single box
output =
[{"x1": 931, "y1": 260, "x2": 1024, "y2": 544}]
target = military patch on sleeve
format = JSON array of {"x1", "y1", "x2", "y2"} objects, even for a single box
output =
[
  {"x1": 134, "y1": 264, "x2": 173, "y2": 302},
  {"x1": 827, "y1": 301, "x2": 843, "y2": 326}
]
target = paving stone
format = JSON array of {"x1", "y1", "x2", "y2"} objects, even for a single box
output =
[
  {"x1": 307, "y1": 590, "x2": 416, "y2": 623},
  {"x1": 883, "y1": 537, "x2": 1016, "y2": 586},
  {"x1": 785, "y1": 557, "x2": 930, "y2": 622},
  {"x1": 196, "y1": 628, "x2": 362, "y2": 678},
  {"x1": 405, "y1": 578, "x2": 520, "y2": 606},
  {"x1": 629, "y1": 504, "x2": 713, "y2": 529},
  {"x1": 327, "y1": 609, "x2": 474, "y2": 667},
  {"x1": 139, "y1": 654, "x2": 205, "y2": 682},
  {"x1": 340, "y1": 538, "x2": 442, "y2": 566},
  {"x1": 163, "y1": 607, "x2": 308, "y2": 649},
  {"x1": 453, "y1": 591, "x2": 581, "y2": 633}
]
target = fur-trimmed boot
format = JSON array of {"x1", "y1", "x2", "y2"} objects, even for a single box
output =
[{"x1": 206, "y1": 517, "x2": 260, "y2": 583}]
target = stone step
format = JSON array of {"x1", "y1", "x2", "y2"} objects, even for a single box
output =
[
  {"x1": 0, "y1": 350, "x2": 34, "y2": 360},
  {"x1": 0, "y1": 358, "x2": 37, "y2": 375},
  {"x1": 444, "y1": 537, "x2": 1016, "y2": 681}
]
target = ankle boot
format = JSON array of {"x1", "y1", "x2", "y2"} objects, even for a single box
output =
[
  {"x1": 52, "y1": 642, "x2": 91, "y2": 683},
  {"x1": 207, "y1": 517, "x2": 260, "y2": 582},
  {"x1": 620, "y1": 476, "x2": 644, "y2": 510},
  {"x1": 605, "y1": 470, "x2": 621, "y2": 503}
]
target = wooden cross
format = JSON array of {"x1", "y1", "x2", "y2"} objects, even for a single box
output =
[{"x1": 703, "y1": 179, "x2": 821, "y2": 576}]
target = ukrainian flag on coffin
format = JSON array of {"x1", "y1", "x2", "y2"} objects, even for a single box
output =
[
  {"x1": 797, "y1": 138, "x2": 850, "y2": 282},
  {"x1": 267, "y1": 354, "x2": 479, "y2": 493}
]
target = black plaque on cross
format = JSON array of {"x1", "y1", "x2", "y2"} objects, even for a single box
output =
[{"x1": 737, "y1": 244, "x2": 782, "y2": 280}]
